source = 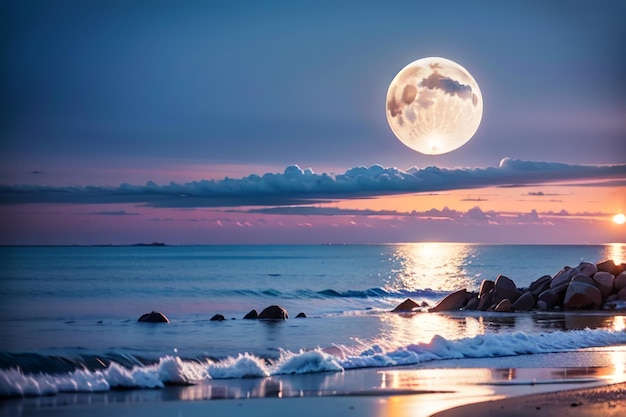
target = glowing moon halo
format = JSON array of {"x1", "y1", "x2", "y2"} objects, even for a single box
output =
[{"x1": 386, "y1": 57, "x2": 483, "y2": 155}]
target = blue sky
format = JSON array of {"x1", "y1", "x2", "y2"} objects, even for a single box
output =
[{"x1": 1, "y1": 0, "x2": 625, "y2": 244}]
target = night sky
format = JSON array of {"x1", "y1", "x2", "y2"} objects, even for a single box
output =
[{"x1": 1, "y1": 0, "x2": 625, "y2": 244}]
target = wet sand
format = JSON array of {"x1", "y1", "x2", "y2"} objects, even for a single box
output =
[
  {"x1": 13, "y1": 383, "x2": 626, "y2": 417},
  {"x1": 432, "y1": 381, "x2": 626, "y2": 417}
]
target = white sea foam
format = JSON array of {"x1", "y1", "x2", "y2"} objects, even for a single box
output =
[
  {"x1": 208, "y1": 353, "x2": 269, "y2": 378},
  {"x1": 273, "y1": 349, "x2": 343, "y2": 375},
  {"x1": 2, "y1": 328, "x2": 626, "y2": 397}
]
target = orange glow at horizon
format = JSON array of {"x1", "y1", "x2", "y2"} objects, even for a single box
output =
[{"x1": 328, "y1": 183, "x2": 626, "y2": 220}]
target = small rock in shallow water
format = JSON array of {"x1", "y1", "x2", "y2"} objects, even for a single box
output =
[
  {"x1": 391, "y1": 298, "x2": 420, "y2": 313},
  {"x1": 210, "y1": 314, "x2": 226, "y2": 321},
  {"x1": 243, "y1": 310, "x2": 258, "y2": 319},
  {"x1": 137, "y1": 311, "x2": 169, "y2": 323},
  {"x1": 258, "y1": 305, "x2": 288, "y2": 320}
]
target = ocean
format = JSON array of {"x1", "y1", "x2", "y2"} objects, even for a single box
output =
[{"x1": 1, "y1": 243, "x2": 626, "y2": 399}]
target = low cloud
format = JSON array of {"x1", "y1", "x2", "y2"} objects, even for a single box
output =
[
  {"x1": 1, "y1": 158, "x2": 624, "y2": 208},
  {"x1": 83, "y1": 210, "x2": 140, "y2": 216},
  {"x1": 528, "y1": 191, "x2": 555, "y2": 196}
]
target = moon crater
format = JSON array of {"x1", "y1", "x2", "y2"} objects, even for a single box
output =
[{"x1": 386, "y1": 57, "x2": 483, "y2": 155}]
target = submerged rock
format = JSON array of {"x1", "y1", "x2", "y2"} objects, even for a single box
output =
[
  {"x1": 296, "y1": 312, "x2": 307, "y2": 318},
  {"x1": 258, "y1": 305, "x2": 288, "y2": 320},
  {"x1": 210, "y1": 314, "x2": 226, "y2": 321},
  {"x1": 243, "y1": 310, "x2": 258, "y2": 319},
  {"x1": 137, "y1": 311, "x2": 169, "y2": 323},
  {"x1": 391, "y1": 298, "x2": 420, "y2": 313}
]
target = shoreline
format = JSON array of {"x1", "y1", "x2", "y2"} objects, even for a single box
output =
[
  {"x1": 6, "y1": 354, "x2": 626, "y2": 417},
  {"x1": 10, "y1": 381, "x2": 625, "y2": 417}
]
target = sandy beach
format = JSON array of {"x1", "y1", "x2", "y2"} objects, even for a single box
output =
[{"x1": 433, "y1": 382, "x2": 626, "y2": 417}]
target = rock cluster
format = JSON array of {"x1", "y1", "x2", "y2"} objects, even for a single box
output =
[
  {"x1": 137, "y1": 305, "x2": 304, "y2": 323},
  {"x1": 424, "y1": 259, "x2": 626, "y2": 313}
]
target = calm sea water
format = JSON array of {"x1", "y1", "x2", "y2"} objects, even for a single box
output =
[{"x1": 1, "y1": 243, "x2": 625, "y2": 397}]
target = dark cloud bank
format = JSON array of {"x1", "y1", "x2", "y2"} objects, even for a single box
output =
[{"x1": 1, "y1": 159, "x2": 624, "y2": 208}]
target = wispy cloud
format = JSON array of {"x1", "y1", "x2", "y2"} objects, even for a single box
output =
[
  {"x1": 1, "y1": 158, "x2": 624, "y2": 208},
  {"x1": 81, "y1": 210, "x2": 140, "y2": 216}
]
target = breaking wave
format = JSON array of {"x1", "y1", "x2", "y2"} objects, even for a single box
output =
[{"x1": 3, "y1": 328, "x2": 625, "y2": 397}]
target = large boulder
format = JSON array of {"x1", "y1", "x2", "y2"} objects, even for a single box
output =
[
  {"x1": 615, "y1": 272, "x2": 626, "y2": 293},
  {"x1": 551, "y1": 267, "x2": 575, "y2": 288},
  {"x1": 592, "y1": 271, "x2": 615, "y2": 299},
  {"x1": 571, "y1": 274, "x2": 594, "y2": 286},
  {"x1": 137, "y1": 311, "x2": 169, "y2": 323},
  {"x1": 564, "y1": 282, "x2": 602, "y2": 309},
  {"x1": 492, "y1": 275, "x2": 521, "y2": 305},
  {"x1": 210, "y1": 314, "x2": 226, "y2": 321},
  {"x1": 551, "y1": 281, "x2": 570, "y2": 297},
  {"x1": 392, "y1": 298, "x2": 420, "y2": 313},
  {"x1": 574, "y1": 262, "x2": 598, "y2": 277},
  {"x1": 494, "y1": 299, "x2": 512, "y2": 312},
  {"x1": 258, "y1": 305, "x2": 288, "y2": 320},
  {"x1": 512, "y1": 291, "x2": 535, "y2": 311},
  {"x1": 430, "y1": 289, "x2": 468, "y2": 312},
  {"x1": 528, "y1": 275, "x2": 552, "y2": 297},
  {"x1": 477, "y1": 280, "x2": 494, "y2": 311},
  {"x1": 537, "y1": 289, "x2": 560, "y2": 310},
  {"x1": 597, "y1": 260, "x2": 619, "y2": 276},
  {"x1": 464, "y1": 295, "x2": 479, "y2": 310}
]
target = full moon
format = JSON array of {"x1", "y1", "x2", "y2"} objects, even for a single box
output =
[{"x1": 386, "y1": 57, "x2": 483, "y2": 155}]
